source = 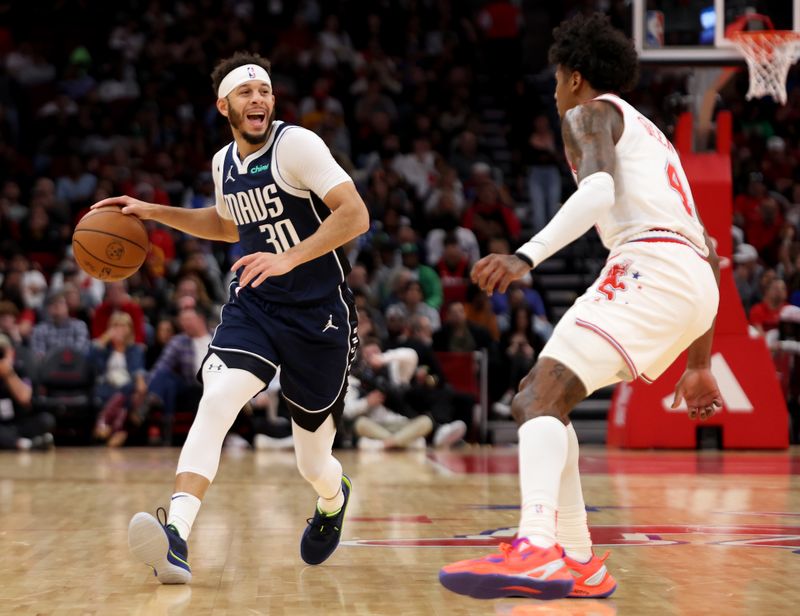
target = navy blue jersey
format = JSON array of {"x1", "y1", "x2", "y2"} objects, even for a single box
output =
[{"x1": 216, "y1": 122, "x2": 351, "y2": 304}]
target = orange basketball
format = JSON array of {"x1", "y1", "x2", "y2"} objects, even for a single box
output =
[{"x1": 72, "y1": 206, "x2": 149, "y2": 282}]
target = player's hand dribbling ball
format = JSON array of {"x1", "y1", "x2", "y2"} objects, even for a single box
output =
[{"x1": 72, "y1": 205, "x2": 149, "y2": 281}]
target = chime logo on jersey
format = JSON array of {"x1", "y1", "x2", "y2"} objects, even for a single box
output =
[{"x1": 250, "y1": 163, "x2": 269, "y2": 174}]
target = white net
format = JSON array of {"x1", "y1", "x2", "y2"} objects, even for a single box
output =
[{"x1": 730, "y1": 31, "x2": 800, "y2": 105}]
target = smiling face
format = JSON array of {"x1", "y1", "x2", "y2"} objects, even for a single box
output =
[{"x1": 217, "y1": 79, "x2": 275, "y2": 147}]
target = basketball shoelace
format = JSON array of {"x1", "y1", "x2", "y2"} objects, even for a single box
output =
[
  {"x1": 155, "y1": 506, "x2": 181, "y2": 536},
  {"x1": 473, "y1": 539, "x2": 533, "y2": 564},
  {"x1": 306, "y1": 509, "x2": 340, "y2": 537},
  {"x1": 479, "y1": 538, "x2": 557, "y2": 564}
]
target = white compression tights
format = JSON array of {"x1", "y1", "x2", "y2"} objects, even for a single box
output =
[
  {"x1": 292, "y1": 414, "x2": 344, "y2": 511},
  {"x1": 177, "y1": 354, "x2": 343, "y2": 511},
  {"x1": 176, "y1": 354, "x2": 266, "y2": 481}
]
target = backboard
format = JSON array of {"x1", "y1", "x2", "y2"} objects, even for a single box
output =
[{"x1": 633, "y1": 0, "x2": 800, "y2": 62}]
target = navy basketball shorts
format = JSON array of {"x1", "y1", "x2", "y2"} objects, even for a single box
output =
[{"x1": 201, "y1": 282, "x2": 359, "y2": 432}]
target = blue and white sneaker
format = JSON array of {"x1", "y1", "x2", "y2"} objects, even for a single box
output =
[
  {"x1": 128, "y1": 507, "x2": 192, "y2": 584},
  {"x1": 300, "y1": 475, "x2": 352, "y2": 565}
]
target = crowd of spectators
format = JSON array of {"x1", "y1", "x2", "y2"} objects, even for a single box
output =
[{"x1": 0, "y1": 1, "x2": 798, "y2": 448}]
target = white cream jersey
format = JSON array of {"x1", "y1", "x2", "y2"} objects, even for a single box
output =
[{"x1": 573, "y1": 93, "x2": 708, "y2": 256}]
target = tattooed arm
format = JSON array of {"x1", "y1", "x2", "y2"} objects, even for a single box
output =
[
  {"x1": 561, "y1": 100, "x2": 622, "y2": 181},
  {"x1": 472, "y1": 102, "x2": 621, "y2": 294}
]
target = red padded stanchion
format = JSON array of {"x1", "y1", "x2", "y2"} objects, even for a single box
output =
[{"x1": 607, "y1": 112, "x2": 788, "y2": 449}]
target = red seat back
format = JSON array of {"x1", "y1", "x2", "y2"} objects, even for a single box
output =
[{"x1": 435, "y1": 351, "x2": 478, "y2": 397}]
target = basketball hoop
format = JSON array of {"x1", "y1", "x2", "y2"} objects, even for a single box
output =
[{"x1": 730, "y1": 30, "x2": 800, "y2": 104}]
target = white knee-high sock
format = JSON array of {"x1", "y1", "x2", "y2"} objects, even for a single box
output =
[
  {"x1": 556, "y1": 423, "x2": 593, "y2": 562},
  {"x1": 517, "y1": 416, "x2": 569, "y2": 548},
  {"x1": 292, "y1": 415, "x2": 344, "y2": 513},
  {"x1": 168, "y1": 492, "x2": 201, "y2": 540}
]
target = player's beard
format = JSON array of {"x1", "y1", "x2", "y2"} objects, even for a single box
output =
[{"x1": 228, "y1": 105, "x2": 274, "y2": 145}]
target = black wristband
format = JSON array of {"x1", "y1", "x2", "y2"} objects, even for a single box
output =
[{"x1": 514, "y1": 252, "x2": 534, "y2": 268}]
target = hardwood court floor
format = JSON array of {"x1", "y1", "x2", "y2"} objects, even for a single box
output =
[{"x1": 2, "y1": 446, "x2": 800, "y2": 615}]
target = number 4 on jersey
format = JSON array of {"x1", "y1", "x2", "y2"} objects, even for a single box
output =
[{"x1": 666, "y1": 162, "x2": 694, "y2": 217}]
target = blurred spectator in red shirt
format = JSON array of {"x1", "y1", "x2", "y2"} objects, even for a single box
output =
[
  {"x1": 462, "y1": 179, "x2": 521, "y2": 249},
  {"x1": 733, "y1": 173, "x2": 767, "y2": 227},
  {"x1": 435, "y1": 234, "x2": 472, "y2": 306},
  {"x1": 745, "y1": 194, "x2": 785, "y2": 263},
  {"x1": 750, "y1": 278, "x2": 788, "y2": 336},
  {"x1": 92, "y1": 281, "x2": 145, "y2": 343}
]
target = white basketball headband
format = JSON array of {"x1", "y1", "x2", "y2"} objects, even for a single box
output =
[{"x1": 217, "y1": 64, "x2": 272, "y2": 99}]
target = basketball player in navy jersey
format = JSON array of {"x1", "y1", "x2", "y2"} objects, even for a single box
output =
[{"x1": 91, "y1": 52, "x2": 369, "y2": 583}]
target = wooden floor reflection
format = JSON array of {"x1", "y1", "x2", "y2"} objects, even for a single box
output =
[{"x1": 2, "y1": 446, "x2": 799, "y2": 615}]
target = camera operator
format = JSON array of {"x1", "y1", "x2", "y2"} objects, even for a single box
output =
[
  {"x1": 344, "y1": 338, "x2": 433, "y2": 450},
  {"x1": 0, "y1": 334, "x2": 55, "y2": 450}
]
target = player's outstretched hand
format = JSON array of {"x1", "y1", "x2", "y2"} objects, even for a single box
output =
[
  {"x1": 90, "y1": 195, "x2": 155, "y2": 219},
  {"x1": 671, "y1": 368, "x2": 722, "y2": 420},
  {"x1": 232, "y1": 252, "x2": 297, "y2": 288},
  {"x1": 471, "y1": 254, "x2": 532, "y2": 295}
]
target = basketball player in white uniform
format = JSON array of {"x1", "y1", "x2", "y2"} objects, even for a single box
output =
[{"x1": 440, "y1": 13, "x2": 722, "y2": 601}]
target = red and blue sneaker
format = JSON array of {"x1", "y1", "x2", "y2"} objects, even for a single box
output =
[
  {"x1": 439, "y1": 539, "x2": 574, "y2": 600},
  {"x1": 565, "y1": 551, "x2": 617, "y2": 598}
]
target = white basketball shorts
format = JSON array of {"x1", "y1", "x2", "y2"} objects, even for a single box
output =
[{"x1": 540, "y1": 238, "x2": 719, "y2": 394}]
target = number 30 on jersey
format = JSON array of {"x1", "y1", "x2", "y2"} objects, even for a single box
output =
[{"x1": 259, "y1": 220, "x2": 301, "y2": 253}]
